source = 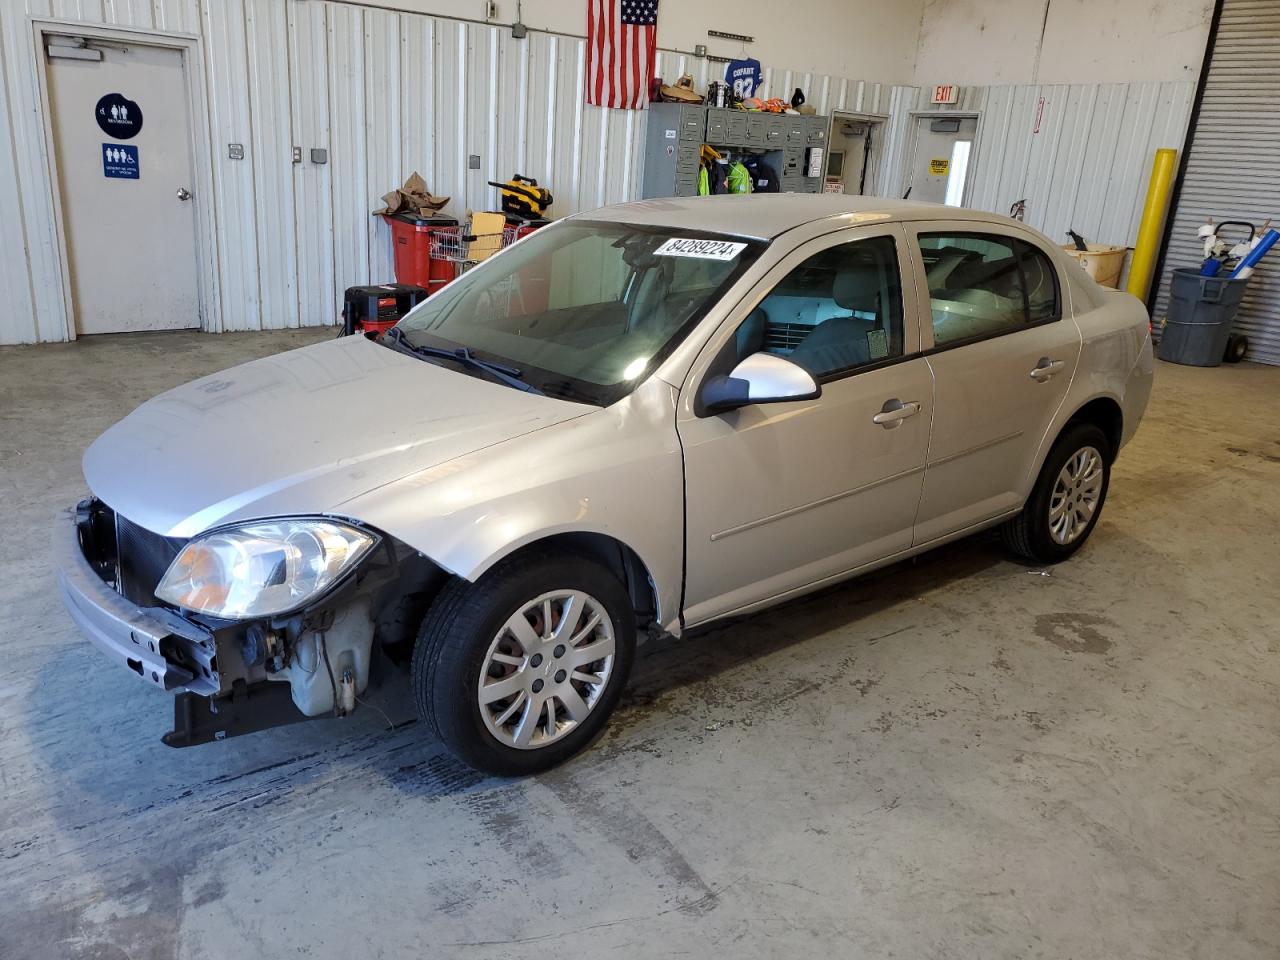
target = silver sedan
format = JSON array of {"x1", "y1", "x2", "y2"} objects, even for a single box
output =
[{"x1": 56, "y1": 195, "x2": 1153, "y2": 774}]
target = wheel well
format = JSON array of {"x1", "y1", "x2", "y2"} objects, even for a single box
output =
[
  {"x1": 492, "y1": 533, "x2": 660, "y2": 629},
  {"x1": 1065, "y1": 397, "x2": 1123, "y2": 461}
]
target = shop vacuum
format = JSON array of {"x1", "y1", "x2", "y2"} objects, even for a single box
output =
[
  {"x1": 487, "y1": 175, "x2": 553, "y2": 222},
  {"x1": 340, "y1": 283, "x2": 428, "y2": 337}
]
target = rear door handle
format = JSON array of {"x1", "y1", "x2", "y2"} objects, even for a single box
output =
[
  {"x1": 1029, "y1": 358, "x2": 1066, "y2": 382},
  {"x1": 872, "y1": 398, "x2": 921, "y2": 428}
]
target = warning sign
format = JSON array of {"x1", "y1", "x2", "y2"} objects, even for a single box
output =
[{"x1": 928, "y1": 158, "x2": 950, "y2": 176}]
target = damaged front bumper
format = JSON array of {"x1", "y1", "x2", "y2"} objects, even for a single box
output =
[
  {"x1": 55, "y1": 502, "x2": 316, "y2": 746},
  {"x1": 56, "y1": 498, "x2": 433, "y2": 747},
  {"x1": 55, "y1": 503, "x2": 220, "y2": 696}
]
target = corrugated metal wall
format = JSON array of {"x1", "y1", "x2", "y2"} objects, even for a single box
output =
[
  {"x1": 877, "y1": 81, "x2": 1196, "y2": 250},
  {"x1": 1152, "y1": 0, "x2": 1280, "y2": 365},
  {"x1": 0, "y1": 0, "x2": 1195, "y2": 345}
]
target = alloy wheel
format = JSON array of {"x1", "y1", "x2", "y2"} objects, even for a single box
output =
[
  {"x1": 477, "y1": 590, "x2": 616, "y2": 749},
  {"x1": 1048, "y1": 445, "x2": 1104, "y2": 545}
]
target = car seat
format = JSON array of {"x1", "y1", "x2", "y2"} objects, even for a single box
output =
[{"x1": 789, "y1": 265, "x2": 881, "y2": 373}]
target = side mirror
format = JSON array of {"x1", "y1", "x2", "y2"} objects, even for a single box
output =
[{"x1": 699, "y1": 352, "x2": 821, "y2": 415}]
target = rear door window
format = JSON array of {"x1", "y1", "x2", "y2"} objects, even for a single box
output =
[{"x1": 919, "y1": 233, "x2": 1060, "y2": 347}]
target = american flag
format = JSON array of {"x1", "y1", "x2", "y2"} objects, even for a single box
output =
[{"x1": 586, "y1": 0, "x2": 659, "y2": 110}]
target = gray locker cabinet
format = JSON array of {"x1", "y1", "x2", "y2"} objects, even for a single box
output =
[
  {"x1": 782, "y1": 147, "x2": 804, "y2": 177},
  {"x1": 678, "y1": 106, "x2": 704, "y2": 140},
  {"x1": 640, "y1": 103, "x2": 827, "y2": 199},
  {"x1": 706, "y1": 110, "x2": 728, "y2": 142},
  {"x1": 641, "y1": 103, "x2": 705, "y2": 200}
]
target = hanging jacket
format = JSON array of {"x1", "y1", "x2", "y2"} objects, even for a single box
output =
[
  {"x1": 708, "y1": 160, "x2": 730, "y2": 195},
  {"x1": 741, "y1": 156, "x2": 780, "y2": 193},
  {"x1": 727, "y1": 161, "x2": 753, "y2": 194}
]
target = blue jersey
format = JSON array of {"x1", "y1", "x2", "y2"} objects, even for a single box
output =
[{"x1": 725, "y1": 58, "x2": 762, "y2": 100}]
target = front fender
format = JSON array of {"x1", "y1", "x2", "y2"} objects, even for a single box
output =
[{"x1": 336, "y1": 378, "x2": 686, "y2": 635}]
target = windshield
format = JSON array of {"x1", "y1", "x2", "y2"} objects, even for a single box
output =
[{"x1": 394, "y1": 220, "x2": 765, "y2": 405}]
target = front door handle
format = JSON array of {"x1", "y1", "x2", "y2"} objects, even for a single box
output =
[
  {"x1": 872, "y1": 398, "x2": 921, "y2": 428},
  {"x1": 1029, "y1": 357, "x2": 1066, "y2": 382},
  {"x1": 176, "y1": 187, "x2": 192, "y2": 201}
]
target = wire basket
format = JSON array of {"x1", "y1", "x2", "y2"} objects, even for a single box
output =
[{"x1": 429, "y1": 222, "x2": 522, "y2": 266}]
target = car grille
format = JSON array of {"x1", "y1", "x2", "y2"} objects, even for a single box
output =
[
  {"x1": 114, "y1": 513, "x2": 187, "y2": 607},
  {"x1": 77, "y1": 499, "x2": 187, "y2": 607}
]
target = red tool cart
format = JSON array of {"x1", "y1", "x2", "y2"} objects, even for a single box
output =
[{"x1": 383, "y1": 213, "x2": 459, "y2": 296}]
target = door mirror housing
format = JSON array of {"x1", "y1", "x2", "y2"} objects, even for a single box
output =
[{"x1": 698, "y1": 352, "x2": 821, "y2": 416}]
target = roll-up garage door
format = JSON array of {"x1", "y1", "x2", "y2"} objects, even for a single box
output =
[{"x1": 1153, "y1": 0, "x2": 1280, "y2": 365}]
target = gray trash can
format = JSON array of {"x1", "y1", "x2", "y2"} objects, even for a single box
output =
[{"x1": 1157, "y1": 268, "x2": 1249, "y2": 367}]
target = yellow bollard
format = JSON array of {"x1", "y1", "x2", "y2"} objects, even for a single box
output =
[{"x1": 1127, "y1": 147, "x2": 1178, "y2": 304}]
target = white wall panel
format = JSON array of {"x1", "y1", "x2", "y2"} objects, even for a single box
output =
[
  {"x1": 50, "y1": 0, "x2": 105, "y2": 21},
  {"x1": 104, "y1": 0, "x2": 153, "y2": 28},
  {"x1": 433, "y1": 19, "x2": 468, "y2": 218},
  {"x1": 150, "y1": 0, "x2": 199, "y2": 34},
  {"x1": 398, "y1": 13, "x2": 436, "y2": 190},
  {"x1": 0, "y1": 11, "x2": 39, "y2": 345},
  {"x1": 915, "y1": 0, "x2": 1212, "y2": 86},
  {"x1": 362, "y1": 8, "x2": 401, "y2": 285},
  {"x1": 3, "y1": 1, "x2": 71, "y2": 342},
  {"x1": 246, "y1": 0, "x2": 299, "y2": 330},
  {"x1": 289, "y1": 0, "x2": 336, "y2": 326},
  {"x1": 201, "y1": 0, "x2": 258, "y2": 332},
  {"x1": 326, "y1": 3, "x2": 370, "y2": 297}
]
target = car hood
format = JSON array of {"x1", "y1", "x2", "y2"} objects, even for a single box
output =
[{"x1": 83, "y1": 335, "x2": 590, "y2": 538}]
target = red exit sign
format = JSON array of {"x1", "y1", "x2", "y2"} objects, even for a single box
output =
[{"x1": 931, "y1": 84, "x2": 959, "y2": 104}]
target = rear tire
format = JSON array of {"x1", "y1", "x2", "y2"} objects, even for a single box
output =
[
  {"x1": 411, "y1": 551, "x2": 635, "y2": 776},
  {"x1": 1002, "y1": 422, "x2": 1111, "y2": 564}
]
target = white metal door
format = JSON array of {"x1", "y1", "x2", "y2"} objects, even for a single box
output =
[
  {"x1": 45, "y1": 40, "x2": 199, "y2": 335},
  {"x1": 908, "y1": 116, "x2": 977, "y2": 206}
]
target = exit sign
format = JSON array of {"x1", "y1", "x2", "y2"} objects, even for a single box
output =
[{"x1": 931, "y1": 84, "x2": 959, "y2": 104}]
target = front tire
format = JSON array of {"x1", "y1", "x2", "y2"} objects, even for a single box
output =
[
  {"x1": 412, "y1": 551, "x2": 636, "y2": 776},
  {"x1": 1002, "y1": 422, "x2": 1111, "y2": 564}
]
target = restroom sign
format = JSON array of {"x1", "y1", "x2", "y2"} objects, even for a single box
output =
[
  {"x1": 102, "y1": 143, "x2": 139, "y2": 179},
  {"x1": 95, "y1": 93, "x2": 143, "y2": 139}
]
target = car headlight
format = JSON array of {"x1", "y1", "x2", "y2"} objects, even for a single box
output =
[{"x1": 155, "y1": 519, "x2": 378, "y2": 619}]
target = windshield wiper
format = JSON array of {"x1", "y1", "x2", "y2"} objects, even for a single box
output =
[{"x1": 384, "y1": 328, "x2": 544, "y2": 395}]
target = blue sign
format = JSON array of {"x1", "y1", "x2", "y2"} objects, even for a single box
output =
[{"x1": 102, "y1": 143, "x2": 139, "y2": 180}]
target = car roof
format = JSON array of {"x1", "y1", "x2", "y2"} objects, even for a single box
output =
[{"x1": 575, "y1": 194, "x2": 1020, "y2": 241}]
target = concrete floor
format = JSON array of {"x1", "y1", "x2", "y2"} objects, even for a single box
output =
[{"x1": 1, "y1": 328, "x2": 1278, "y2": 960}]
